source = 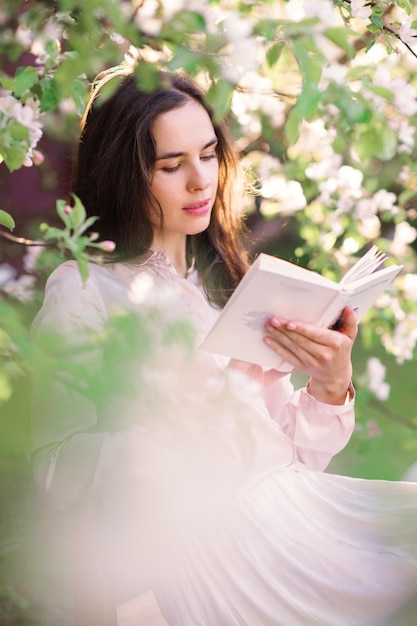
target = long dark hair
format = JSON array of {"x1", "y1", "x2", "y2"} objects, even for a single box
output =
[{"x1": 72, "y1": 70, "x2": 249, "y2": 307}]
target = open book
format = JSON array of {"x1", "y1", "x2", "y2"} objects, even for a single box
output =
[{"x1": 201, "y1": 246, "x2": 402, "y2": 371}]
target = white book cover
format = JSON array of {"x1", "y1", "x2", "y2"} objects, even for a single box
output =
[{"x1": 201, "y1": 247, "x2": 402, "y2": 371}]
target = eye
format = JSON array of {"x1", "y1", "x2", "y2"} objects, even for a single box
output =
[
  {"x1": 201, "y1": 153, "x2": 217, "y2": 162},
  {"x1": 162, "y1": 164, "x2": 180, "y2": 173}
]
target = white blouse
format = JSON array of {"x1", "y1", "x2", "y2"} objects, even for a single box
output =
[{"x1": 31, "y1": 254, "x2": 355, "y2": 511}]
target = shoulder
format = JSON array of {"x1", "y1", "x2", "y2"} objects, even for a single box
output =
[{"x1": 33, "y1": 261, "x2": 119, "y2": 337}]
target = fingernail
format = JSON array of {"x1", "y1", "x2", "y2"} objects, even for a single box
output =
[{"x1": 285, "y1": 321, "x2": 297, "y2": 331}]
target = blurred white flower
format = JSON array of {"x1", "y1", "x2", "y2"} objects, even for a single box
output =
[
  {"x1": 400, "y1": 20, "x2": 417, "y2": 47},
  {"x1": 15, "y1": 25, "x2": 32, "y2": 48},
  {"x1": 0, "y1": 264, "x2": 16, "y2": 287},
  {"x1": 373, "y1": 189, "x2": 398, "y2": 214},
  {"x1": 357, "y1": 215, "x2": 381, "y2": 239},
  {"x1": 391, "y1": 221, "x2": 417, "y2": 256},
  {"x1": 398, "y1": 120, "x2": 415, "y2": 153},
  {"x1": 403, "y1": 274, "x2": 417, "y2": 302},
  {"x1": 304, "y1": 0, "x2": 336, "y2": 27},
  {"x1": 22, "y1": 246, "x2": 43, "y2": 273},
  {"x1": 391, "y1": 78, "x2": 417, "y2": 116},
  {"x1": 355, "y1": 198, "x2": 377, "y2": 220},
  {"x1": 2, "y1": 274, "x2": 36, "y2": 303},
  {"x1": 134, "y1": 0, "x2": 162, "y2": 36},
  {"x1": 260, "y1": 177, "x2": 306, "y2": 215},
  {"x1": 366, "y1": 357, "x2": 390, "y2": 401},
  {"x1": 0, "y1": 92, "x2": 43, "y2": 167},
  {"x1": 350, "y1": 0, "x2": 372, "y2": 20},
  {"x1": 383, "y1": 314, "x2": 417, "y2": 364}
]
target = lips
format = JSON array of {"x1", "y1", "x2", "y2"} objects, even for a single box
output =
[{"x1": 182, "y1": 199, "x2": 211, "y2": 215}]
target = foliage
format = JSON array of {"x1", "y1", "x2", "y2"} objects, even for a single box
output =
[
  {"x1": 1, "y1": 0, "x2": 417, "y2": 618},
  {"x1": 0, "y1": 0, "x2": 416, "y2": 442},
  {"x1": 0, "y1": 1, "x2": 416, "y2": 436}
]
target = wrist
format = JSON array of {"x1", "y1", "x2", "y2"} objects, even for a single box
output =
[{"x1": 306, "y1": 378, "x2": 353, "y2": 405}]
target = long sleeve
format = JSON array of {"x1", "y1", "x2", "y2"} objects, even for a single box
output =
[
  {"x1": 31, "y1": 262, "x2": 109, "y2": 509},
  {"x1": 227, "y1": 360, "x2": 355, "y2": 472}
]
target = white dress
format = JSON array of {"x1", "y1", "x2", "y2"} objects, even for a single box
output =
[{"x1": 31, "y1": 255, "x2": 417, "y2": 626}]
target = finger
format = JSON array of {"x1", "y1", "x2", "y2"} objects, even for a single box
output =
[
  {"x1": 338, "y1": 306, "x2": 358, "y2": 341},
  {"x1": 264, "y1": 321, "x2": 334, "y2": 367},
  {"x1": 266, "y1": 316, "x2": 343, "y2": 347}
]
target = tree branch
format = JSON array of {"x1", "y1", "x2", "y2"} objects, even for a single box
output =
[
  {"x1": 369, "y1": 397, "x2": 417, "y2": 431},
  {"x1": 341, "y1": 0, "x2": 417, "y2": 61},
  {"x1": 0, "y1": 229, "x2": 51, "y2": 247}
]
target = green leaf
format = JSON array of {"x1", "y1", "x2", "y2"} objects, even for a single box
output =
[
  {"x1": 325, "y1": 27, "x2": 356, "y2": 59},
  {"x1": 397, "y1": 0, "x2": 411, "y2": 15},
  {"x1": 8, "y1": 122, "x2": 30, "y2": 142},
  {"x1": 0, "y1": 77, "x2": 15, "y2": 90},
  {"x1": 284, "y1": 107, "x2": 301, "y2": 145},
  {"x1": 168, "y1": 49, "x2": 204, "y2": 73},
  {"x1": 369, "y1": 15, "x2": 384, "y2": 30},
  {"x1": 266, "y1": 42, "x2": 284, "y2": 68},
  {"x1": 70, "y1": 194, "x2": 87, "y2": 230},
  {"x1": 253, "y1": 18, "x2": 279, "y2": 41},
  {"x1": 71, "y1": 79, "x2": 87, "y2": 117},
  {"x1": 134, "y1": 62, "x2": 162, "y2": 93},
  {"x1": 14, "y1": 66, "x2": 38, "y2": 98},
  {"x1": 40, "y1": 77, "x2": 59, "y2": 113},
  {"x1": 336, "y1": 95, "x2": 370, "y2": 124},
  {"x1": 42, "y1": 226, "x2": 66, "y2": 240},
  {"x1": 0, "y1": 210, "x2": 15, "y2": 231},
  {"x1": 205, "y1": 80, "x2": 234, "y2": 122},
  {"x1": 56, "y1": 199, "x2": 71, "y2": 227},
  {"x1": 75, "y1": 256, "x2": 89, "y2": 283},
  {"x1": 291, "y1": 39, "x2": 322, "y2": 83},
  {"x1": 355, "y1": 123, "x2": 397, "y2": 162},
  {"x1": 295, "y1": 82, "x2": 321, "y2": 121},
  {"x1": 1, "y1": 145, "x2": 28, "y2": 171}
]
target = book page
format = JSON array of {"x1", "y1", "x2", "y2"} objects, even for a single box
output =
[
  {"x1": 201, "y1": 263, "x2": 341, "y2": 370},
  {"x1": 201, "y1": 251, "x2": 402, "y2": 370}
]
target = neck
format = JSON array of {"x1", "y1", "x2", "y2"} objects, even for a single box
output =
[{"x1": 151, "y1": 234, "x2": 188, "y2": 277}]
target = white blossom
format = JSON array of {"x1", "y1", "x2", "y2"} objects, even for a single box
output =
[
  {"x1": 397, "y1": 120, "x2": 415, "y2": 153},
  {"x1": 2, "y1": 274, "x2": 36, "y2": 303},
  {"x1": 403, "y1": 274, "x2": 417, "y2": 302},
  {"x1": 366, "y1": 357, "x2": 390, "y2": 401},
  {"x1": 391, "y1": 79, "x2": 417, "y2": 117},
  {"x1": 383, "y1": 314, "x2": 417, "y2": 364},
  {"x1": 390, "y1": 221, "x2": 417, "y2": 256},
  {"x1": 304, "y1": 0, "x2": 336, "y2": 28},
  {"x1": 373, "y1": 189, "x2": 398, "y2": 214},
  {"x1": 0, "y1": 92, "x2": 43, "y2": 167},
  {"x1": 22, "y1": 246, "x2": 43, "y2": 274},
  {"x1": 260, "y1": 177, "x2": 306, "y2": 215},
  {"x1": 0, "y1": 264, "x2": 16, "y2": 287},
  {"x1": 400, "y1": 20, "x2": 417, "y2": 48},
  {"x1": 350, "y1": 0, "x2": 372, "y2": 20}
]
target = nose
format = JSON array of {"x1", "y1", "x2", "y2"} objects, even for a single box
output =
[{"x1": 187, "y1": 163, "x2": 211, "y2": 192}]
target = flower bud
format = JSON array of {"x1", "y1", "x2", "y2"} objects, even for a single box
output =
[
  {"x1": 100, "y1": 240, "x2": 116, "y2": 253},
  {"x1": 63, "y1": 204, "x2": 72, "y2": 215},
  {"x1": 32, "y1": 150, "x2": 45, "y2": 166}
]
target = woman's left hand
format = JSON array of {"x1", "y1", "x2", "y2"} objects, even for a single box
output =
[{"x1": 264, "y1": 306, "x2": 358, "y2": 405}]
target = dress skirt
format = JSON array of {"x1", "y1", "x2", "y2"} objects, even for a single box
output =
[{"x1": 153, "y1": 465, "x2": 417, "y2": 626}]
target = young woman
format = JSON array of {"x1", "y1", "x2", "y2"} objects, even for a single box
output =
[{"x1": 31, "y1": 68, "x2": 417, "y2": 626}]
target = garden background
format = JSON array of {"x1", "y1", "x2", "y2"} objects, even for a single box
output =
[{"x1": 1, "y1": 0, "x2": 417, "y2": 622}]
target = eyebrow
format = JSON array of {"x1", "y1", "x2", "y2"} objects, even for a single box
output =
[{"x1": 155, "y1": 137, "x2": 218, "y2": 161}]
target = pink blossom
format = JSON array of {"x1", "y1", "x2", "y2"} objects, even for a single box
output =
[{"x1": 100, "y1": 240, "x2": 116, "y2": 253}]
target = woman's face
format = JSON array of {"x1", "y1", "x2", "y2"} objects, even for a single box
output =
[{"x1": 150, "y1": 99, "x2": 220, "y2": 249}]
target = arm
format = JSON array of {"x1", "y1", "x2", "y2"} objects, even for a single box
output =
[
  {"x1": 31, "y1": 263, "x2": 109, "y2": 509},
  {"x1": 228, "y1": 360, "x2": 354, "y2": 471},
  {"x1": 262, "y1": 305, "x2": 357, "y2": 470}
]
